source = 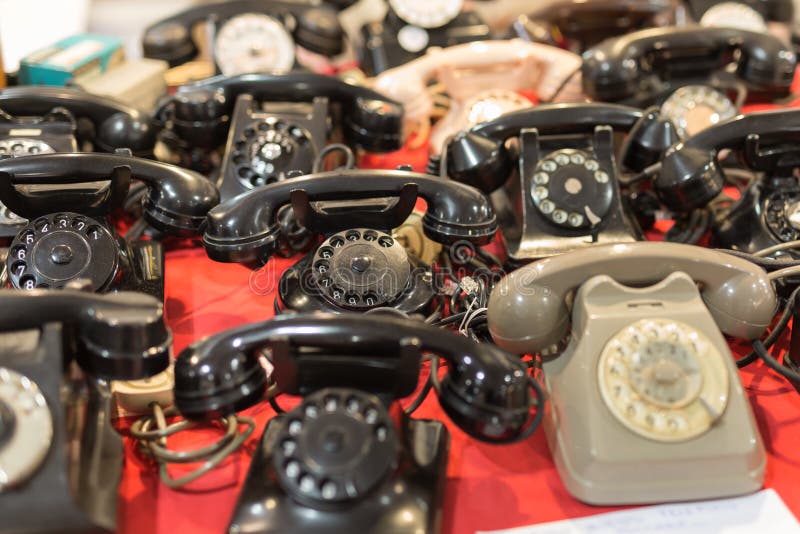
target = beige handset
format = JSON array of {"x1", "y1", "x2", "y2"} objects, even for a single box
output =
[
  {"x1": 487, "y1": 242, "x2": 777, "y2": 505},
  {"x1": 371, "y1": 39, "x2": 585, "y2": 153}
]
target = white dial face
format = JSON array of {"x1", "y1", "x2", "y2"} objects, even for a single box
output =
[
  {"x1": 598, "y1": 319, "x2": 729, "y2": 443},
  {"x1": 465, "y1": 90, "x2": 531, "y2": 128},
  {"x1": 214, "y1": 13, "x2": 295, "y2": 76},
  {"x1": 700, "y1": 2, "x2": 767, "y2": 32},
  {"x1": 661, "y1": 86, "x2": 737, "y2": 139},
  {"x1": 389, "y1": 0, "x2": 463, "y2": 28}
]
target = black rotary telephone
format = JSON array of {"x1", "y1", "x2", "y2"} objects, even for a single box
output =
[
  {"x1": 652, "y1": 108, "x2": 800, "y2": 255},
  {"x1": 358, "y1": 0, "x2": 491, "y2": 76},
  {"x1": 142, "y1": 0, "x2": 345, "y2": 75},
  {"x1": 441, "y1": 103, "x2": 678, "y2": 263},
  {"x1": 0, "y1": 152, "x2": 219, "y2": 296},
  {"x1": 172, "y1": 313, "x2": 537, "y2": 533},
  {"x1": 202, "y1": 168, "x2": 496, "y2": 315},
  {"x1": 0, "y1": 289, "x2": 171, "y2": 533},
  {"x1": 582, "y1": 26, "x2": 796, "y2": 138},
  {"x1": 156, "y1": 73, "x2": 403, "y2": 184},
  {"x1": 0, "y1": 86, "x2": 159, "y2": 157}
]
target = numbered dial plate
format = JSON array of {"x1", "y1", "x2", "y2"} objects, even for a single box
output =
[
  {"x1": 389, "y1": 0, "x2": 462, "y2": 28},
  {"x1": 0, "y1": 140, "x2": 56, "y2": 228},
  {"x1": 215, "y1": 13, "x2": 296, "y2": 76},
  {"x1": 0, "y1": 367, "x2": 53, "y2": 491},
  {"x1": 700, "y1": 2, "x2": 767, "y2": 32},
  {"x1": 764, "y1": 190, "x2": 800, "y2": 244},
  {"x1": 231, "y1": 119, "x2": 315, "y2": 189},
  {"x1": 464, "y1": 90, "x2": 531, "y2": 129},
  {"x1": 273, "y1": 389, "x2": 397, "y2": 505},
  {"x1": 660, "y1": 86, "x2": 736, "y2": 139},
  {"x1": 311, "y1": 229, "x2": 412, "y2": 310},
  {"x1": 598, "y1": 319, "x2": 729, "y2": 442},
  {"x1": 530, "y1": 149, "x2": 612, "y2": 229},
  {"x1": 7, "y1": 213, "x2": 119, "y2": 291}
]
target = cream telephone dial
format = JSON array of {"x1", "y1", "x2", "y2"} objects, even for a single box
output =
[
  {"x1": 487, "y1": 242, "x2": 776, "y2": 504},
  {"x1": 372, "y1": 39, "x2": 584, "y2": 153}
]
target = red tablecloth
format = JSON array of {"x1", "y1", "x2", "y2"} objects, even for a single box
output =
[{"x1": 116, "y1": 245, "x2": 800, "y2": 534}]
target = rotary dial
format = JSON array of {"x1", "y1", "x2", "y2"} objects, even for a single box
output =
[
  {"x1": 660, "y1": 86, "x2": 736, "y2": 139},
  {"x1": 598, "y1": 319, "x2": 729, "y2": 442},
  {"x1": 214, "y1": 13, "x2": 295, "y2": 76},
  {"x1": 389, "y1": 0, "x2": 463, "y2": 28},
  {"x1": 765, "y1": 190, "x2": 800, "y2": 244},
  {"x1": 700, "y1": 2, "x2": 767, "y2": 32},
  {"x1": 464, "y1": 90, "x2": 531, "y2": 129}
]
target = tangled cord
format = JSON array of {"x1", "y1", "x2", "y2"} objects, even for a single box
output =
[{"x1": 130, "y1": 404, "x2": 256, "y2": 489}]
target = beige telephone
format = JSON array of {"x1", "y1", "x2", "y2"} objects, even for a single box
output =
[
  {"x1": 372, "y1": 39, "x2": 585, "y2": 153},
  {"x1": 487, "y1": 242, "x2": 777, "y2": 505}
]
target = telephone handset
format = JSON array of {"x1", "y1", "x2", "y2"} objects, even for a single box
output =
[
  {"x1": 0, "y1": 289, "x2": 170, "y2": 532},
  {"x1": 0, "y1": 152, "x2": 219, "y2": 294},
  {"x1": 203, "y1": 168, "x2": 496, "y2": 314},
  {"x1": 509, "y1": 0, "x2": 682, "y2": 54},
  {"x1": 157, "y1": 73, "x2": 403, "y2": 179},
  {"x1": 441, "y1": 103, "x2": 678, "y2": 261},
  {"x1": 582, "y1": 26, "x2": 797, "y2": 113},
  {"x1": 0, "y1": 86, "x2": 159, "y2": 156},
  {"x1": 654, "y1": 108, "x2": 800, "y2": 254},
  {"x1": 487, "y1": 242, "x2": 773, "y2": 504},
  {"x1": 173, "y1": 313, "x2": 533, "y2": 532},
  {"x1": 372, "y1": 39, "x2": 584, "y2": 154},
  {"x1": 142, "y1": 0, "x2": 345, "y2": 76}
]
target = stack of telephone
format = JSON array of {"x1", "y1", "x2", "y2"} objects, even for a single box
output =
[{"x1": 5, "y1": 1, "x2": 800, "y2": 533}]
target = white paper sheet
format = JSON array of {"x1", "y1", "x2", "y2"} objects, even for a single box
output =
[{"x1": 478, "y1": 489, "x2": 800, "y2": 534}]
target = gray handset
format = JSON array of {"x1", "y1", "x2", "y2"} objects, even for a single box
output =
[
  {"x1": 488, "y1": 242, "x2": 777, "y2": 354},
  {"x1": 487, "y1": 242, "x2": 775, "y2": 505}
]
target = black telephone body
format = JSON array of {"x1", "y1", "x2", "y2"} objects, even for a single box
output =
[
  {"x1": 0, "y1": 290, "x2": 171, "y2": 533},
  {"x1": 652, "y1": 108, "x2": 800, "y2": 256},
  {"x1": 0, "y1": 152, "x2": 219, "y2": 297},
  {"x1": 359, "y1": 6, "x2": 491, "y2": 76},
  {"x1": 442, "y1": 103, "x2": 678, "y2": 263},
  {"x1": 142, "y1": 0, "x2": 345, "y2": 73},
  {"x1": 202, "y1": 168, "x2": 496, "y2": 315},
  {"x1": 172, "y1": 313, "x2": 533, "y2": 533},
  {"x1": 509, "y1": 0, "x2": 681, "y2": 54},
  {"x1": 156, "y1": 73, "x2": 403, "y2": 187}
]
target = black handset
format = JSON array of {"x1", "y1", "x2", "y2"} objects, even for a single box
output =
[
  {"x1": 0, "y1": 289, "x2": 170, "y2": 533},
  {"x1": 441, "y1": 103, "x2": 677, "y2": 262},
  {"x1": 174, "y1": 313, "x2": 533, "y2": 533},
  {"x1": 582, "y1": 26, "x2": 797, "y2": 106},
  {"x1": 0, "y1": 152, "x2": 219, "y2": 294},
  {"x1": 204, "y1": 167, "x2": 495, "y2": 314},
  {"x1": 0, "y1": 86, "x2": 159, "y2": 156},
  {"x1": 655, "y1": 108, "x2": 800, "y2": 254},
  {"x1": 157, "y1": 73, "x2": 403, "y2": 176},
  {"x1": 142, "y1": 0, "x2": 345, "y2": 71}
]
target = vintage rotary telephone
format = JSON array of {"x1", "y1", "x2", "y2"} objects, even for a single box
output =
[
  {"x1": 646, "y1": 108, "x2": 800, "y2": 255},
  {"x1": 0, "y1": 152, "x2": 219, "y2": 295},
  {"x1": 0, "y1": 289, "x2": 171, "y2": 533},
  {"x1": 172, "y1": 313, "x2": 537, "y2": 532},
  {"x1": 688, "y1": 0, "x2": 793, "y2": 40},
  {"x1": 582, "y1": 26, "x2": 797, "y2": 138},
  {"x1": 202, "y1": 168, "x2": 496, "y2": 315},
  {"x1": 357, "y1": 0, "x2": 491, "y2": 76},
  {"x1": 156, "y1": 73, "x2": 403, "y2": 184},
  {"x1": 441, "y1": 103, "x2": 679, "y2": 262},
  {"x1": 487, "y1": 241, "x2": 776, "y2": 504},
  {"x1": 372, "y1": 39, "x2": 583, "y2": 154},
  {"x1": 142, "y1": 0, "x2": 346, "y2": 77},
  {"x1": 509, "y1": 0, "x2": 683, "y2": 54}
]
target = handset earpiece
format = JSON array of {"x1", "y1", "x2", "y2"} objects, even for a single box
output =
[
  {"x1": 202, "y1": 168, "x2": 497, "y2": 263},
  {"x1": 487, "y1": 242, "x2": 777, "y2": 355},
  {"x1": 444, "y1": 103, "x2": 646, "y2": 193},
  {"x1": 0, "y1": 290, "x2": 171, "y2": 380},
  {"x1": 0, "y1": 152, "x2": 219, "y2": 235},
  {"x1": 173, "y1": 314, "x2": 532, "y2": 442},
  {"x1": 620, "y1": 106, "x2": 680, "y2": 172},
  {"x1": 657, "y1": 108, "x2": 800, "y2": 212}
]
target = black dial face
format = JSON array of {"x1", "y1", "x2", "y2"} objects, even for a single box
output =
[
  {"x1": 764, "y1": 189, "x2": 800, "y2": 244},
  {"x1": 7, "y1": 213, "x2": 119, "y2": 291},
  {"x1": 230, "y1": 119, "x2": 316, "y2": 189},
  {"x1": 272, "y1": 389, "x2": 397, "y2": 506},
  {"x1": 530, "y1": 149, "x2": 613, "y2": 230},
  {"x1": 310, "y1": 229, "x2": 412, "y2": 311}
]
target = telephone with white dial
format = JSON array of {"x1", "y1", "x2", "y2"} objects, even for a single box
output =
[
  {"x1": 372, "y1": 39, "x2": 584, "y2": 154},
  {"x1": 487, "y1": 242, "x2": 775, "y2": 504}
]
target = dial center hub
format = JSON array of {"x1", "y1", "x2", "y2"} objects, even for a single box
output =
[
  {"x1": 785, "y1": 200, "x2": 800, "y2": 230},
  {"x1": 49, "y1": 244, "x2": 73, "y2": 265},
  {"x1": 564, "y1": 177, "x2": 583, "y2": 195},
  {"x1": 653, "y1": 359, "x2": 683, "y2": 384},
  {"x1": 351, "y1": 255, "x2": 372, "y2": 273}
]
